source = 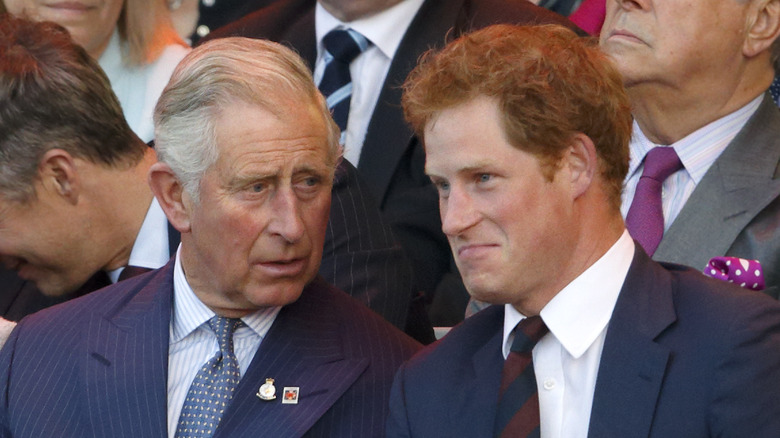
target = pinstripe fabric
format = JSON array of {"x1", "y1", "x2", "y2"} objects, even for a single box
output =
[
  {"x1": 0, "y1": 261, "x2": 421, "y2": 438},
  {"x1": 321, "y1": 160, "x2": 414, "y2": 331}
]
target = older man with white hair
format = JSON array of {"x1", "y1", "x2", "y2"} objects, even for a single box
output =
[{"x1": 0, "y1": 34, "x2": 420, "y2": 438}]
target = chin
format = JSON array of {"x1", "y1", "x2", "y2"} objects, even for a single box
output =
[{"x1": 246, "y1": 282, "x2": 307, "y2": 308}]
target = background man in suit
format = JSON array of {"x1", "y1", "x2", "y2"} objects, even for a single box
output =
[
  {"x1": 600, "y1": 0, "x2": 780, "y2": 297},
  {"x1": 386, "y1": 24, "x2": 780, "y2": 437},
  {"x1": 0, "y1": 34, "x2": 421, "y2": 437},
  {"x1": 0, "y1": 15, "x2": 421, "y2": 338},
  {"x1": 205, "y1": 0, "x2": 584, "y2": 326}
]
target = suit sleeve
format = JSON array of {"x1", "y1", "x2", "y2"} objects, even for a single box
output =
[{"x1": 709, "y1": 295, "x2": 780, "y2": 436}]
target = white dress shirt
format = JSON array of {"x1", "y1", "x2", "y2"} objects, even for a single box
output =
[
  {"x1": 107, "y1": 198, "x2": 171, "y2": 283},
  {"x1": 313, "y1": 0, "x2": 425, "y2": 165},
  {"x1": 99, "y1": 31, "x2": 190, "y2": 143},
  {"x1": 621, "y1": 95, "x2": 762, "y2": 231},
  {"x1": 502, "y1": 231, "x2": 635, "y2": 438},
  {"x1": 166, "y1": 248, "x2": 281, "y2": 437}
]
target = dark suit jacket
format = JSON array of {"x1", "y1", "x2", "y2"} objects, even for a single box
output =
[
  {"x1": 653, "y1": 94, "x2": 780, "y2": 299},
  {"x1": 387, "y1": 247, "x2": 780, "y2": 437},
  {"x1": 0, "y1": 160, "x2": 424, "y2": 338},
  {"x1": 205, "y1": 0, "x2": 585, "y2": 326},
  {"x1": 0, "y1": 261, "x2": 421, "y2": 438}
]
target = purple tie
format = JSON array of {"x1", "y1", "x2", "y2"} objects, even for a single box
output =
[{"x1": 626, "y1": 147, "x2": 683, "y2": 256}]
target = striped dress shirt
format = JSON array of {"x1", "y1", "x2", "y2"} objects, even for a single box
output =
[
  {"x1": 166, "y1": 250, "x2": 281, "y2": 438},
  {"x1": 621, "y1": 95, "x2": 762, "y2": 231}
]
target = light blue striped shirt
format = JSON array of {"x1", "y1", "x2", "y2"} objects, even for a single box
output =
[
  {"x1": 166, "y1": 247, "x2": 281, "y2": 437},
  {"x1": 621, "y1": 95, "x2": 763, "y2": 231}
]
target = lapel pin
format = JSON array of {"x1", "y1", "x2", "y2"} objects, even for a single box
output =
[
  {"x1": 282, "y1": 387, "x2": 300, "y2": 404},
  {"x1": 256, "y1": 378, "x2": 277, "y2": 401}
]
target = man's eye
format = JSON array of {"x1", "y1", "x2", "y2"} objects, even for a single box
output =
[
  {"x1": 478, "y1": 173, "x2": 491, "y2": 183},
  {"x1": 250, "y1": 183, "x2": 265, "y2": 192}
]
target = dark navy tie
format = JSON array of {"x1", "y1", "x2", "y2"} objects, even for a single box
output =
[
  {"x1": 318, "y1": 29, "x2": 370, "y2": 137},
  {"x1": 625, "y1": 147, "x2": 683, "y2": 256},
  {"x1": 494, "y1": 316, "x2": 549, "y2": 438},
  {"x1": 175, "y1": 316, "x2": 243, "y2": 438}
]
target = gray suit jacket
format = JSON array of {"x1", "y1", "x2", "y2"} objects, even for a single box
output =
[{"x1": 654, "y1": 94, "x2": 780, "y2": 299}]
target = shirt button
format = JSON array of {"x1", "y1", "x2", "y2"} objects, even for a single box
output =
[
  {"x1": 543, "y1": 378, "x2": 556, "y2": 390},
  {"x1": 196, "y1": 25, "x2": 211, "y2": 38},
  {"x1": 202, "y1": 0, "x2": 215, "y2": 6}
]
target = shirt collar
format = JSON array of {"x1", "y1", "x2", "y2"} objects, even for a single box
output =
[
  {"x1": 170, "y1": 247, "x2": 281, "y2": 343},
  {"x1": 627, "y1": 94, "x2": 763, "y2": 184},
  {"x1": 315, "y1": 0, "x2": 425, "y2": 60},
  {"x1": 503, "y1": 231, "x2": 635, "y2": 359}
]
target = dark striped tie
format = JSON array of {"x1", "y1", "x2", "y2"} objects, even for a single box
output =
[
  {"x1": 318, "y1": 29, "x2": 370, "y2": 137},
  {"x1": 494, "y1": 315, "x2": 549, "y2": 438}
]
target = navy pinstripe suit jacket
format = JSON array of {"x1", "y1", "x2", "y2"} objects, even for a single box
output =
[{"x1": 0, "y1": 262, "x2": 421, "y2": 437}]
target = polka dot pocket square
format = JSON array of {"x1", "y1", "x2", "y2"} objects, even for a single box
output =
[{"x1": 703, "y1": 257, "x2": 765, "y2": 291}]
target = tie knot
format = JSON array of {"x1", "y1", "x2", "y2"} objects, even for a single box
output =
[
  {"x1": 323, "y1": 29, "x2": 369, "y2": 63},
  {"x1": 208, "y1": 316, "x2": 242, "y2": 352},
  {"x1": 641, "y1": 147, "x2": 682, "y2": 182},
  {"x1": 510, "y1": 316, "x2": 549, "y2": 353}
]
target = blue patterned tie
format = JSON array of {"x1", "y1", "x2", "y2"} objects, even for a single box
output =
[
  {"x1": 318, "y1": 28, "x2": 371, "y2": 138},
  {"x1": 175, "y1": 316, "x2": 243, "y2": 438}
]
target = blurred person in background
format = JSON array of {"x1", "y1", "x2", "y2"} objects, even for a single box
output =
[{"x1": 1, "y1": 0, "x2": 189, "y2": 142}]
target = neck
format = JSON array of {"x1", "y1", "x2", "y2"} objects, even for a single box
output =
[
  {"x1": 629, "y1": 64, "x2": 772, "y2": 144},
  {"x1": 94, "y1": 148, "x2": 157, "y2": 271},
  {"x1": 512, "y1": 204, "x2": 626, "y2": 317}
]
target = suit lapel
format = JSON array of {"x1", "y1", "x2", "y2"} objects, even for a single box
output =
[
  {"x1": 84, "y1": 263, "x2": 174, "y2": 438},
  {"x1": 357, "y1": 0, "x2": 466, "y2": 203},
  {"x1": 458, "y1": 324, "x2": 504, "y2": 436},
  {"x1": 655, "y1": 95, "x2": 780, "y2": 269},
  {"x1": 214, "y1": 278, "x2": 368, "y2": 438},
  {"x1": 588, "y1": 249, "x2": 675, "y2": 438}
]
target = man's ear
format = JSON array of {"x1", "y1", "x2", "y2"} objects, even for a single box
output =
[
  {"x1": 744, "y1": 0, "x2": 780, "y2": 57},
  {"x1": 39, "y1": 149, "x2": 80, "y2": 205},
  {"x1": 148, "y1": 162, "x2": 192, "y2": 233},
  {"x1": 562, "y1": 133, "x2": 597, "y2": 199}
]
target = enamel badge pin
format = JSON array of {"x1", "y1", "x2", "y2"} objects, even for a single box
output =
[
  {"x1": 282, "y1": 387, "x2": 300, "y2": 404},
  {"x1": 256, "y1": 378, "x2": 277, "y2": 401}
]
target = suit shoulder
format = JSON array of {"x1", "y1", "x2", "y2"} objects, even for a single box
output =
[
  {"x1": 661, "y1": 262, "x2": 780, "y2": 328},
  {"x1": 13, "y1": 268, "x2": 166, "y2": 338},
  {"x1": 306, "y1": 277, "x2": 422, "y2": 357},
  {"x1": 402, "y1": 305, "x2": 504, "y2": 374}
]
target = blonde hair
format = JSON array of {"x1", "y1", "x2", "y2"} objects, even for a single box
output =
[{"x1": 118, "y1": 0, "x2": 186, "y2": 65}]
